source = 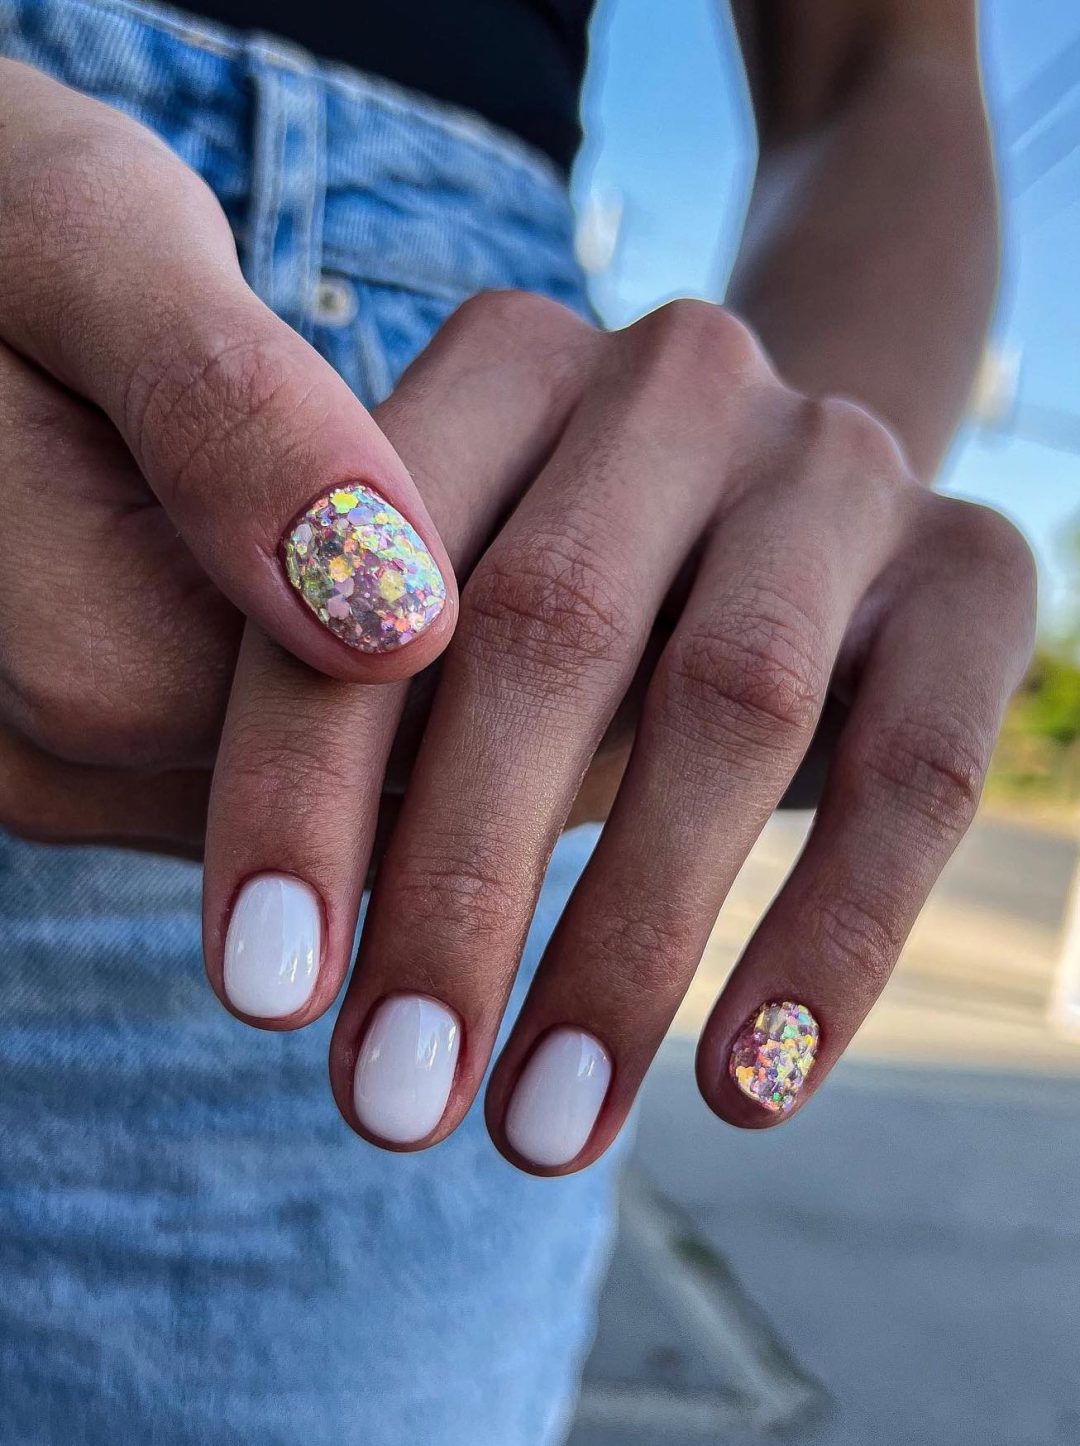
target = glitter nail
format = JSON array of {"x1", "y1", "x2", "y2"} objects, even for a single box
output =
[
  {"x1": 729, "y1": 1000, "x2": 819, "y2": 1114},
  {"x1": 283, "y1": 485, "x2": 446, "y2": 652}
]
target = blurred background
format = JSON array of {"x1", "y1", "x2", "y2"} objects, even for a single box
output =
[{"x1": 564, "y1": 1, "x2": 1080, "y2": 1442}]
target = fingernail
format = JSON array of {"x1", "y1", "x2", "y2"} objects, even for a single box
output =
[
  {"x1": 505, "y1": 1028, "x2": 611, "y2": 1169},
  {"x1": 353, "y1": 995, "x2": 460, "y2": 1144},
  {"x1": 223, "y1": 874, "x2": 322, "y2": 1020},
  {"x1": 284, "y1": 484, "x2": 446, "y2": 652},
  {"x1": 729, "y1": 1000, "x2": 819, "y2": 1113}
]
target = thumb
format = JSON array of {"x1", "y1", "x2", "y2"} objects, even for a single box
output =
[{"x1": 0, "y1": 59, "x2": 455, "y2": 682}]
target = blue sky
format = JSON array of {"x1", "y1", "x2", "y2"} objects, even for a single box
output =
[{"x1": 573, "y1": 0, "x2": 1080, "y2": 634}]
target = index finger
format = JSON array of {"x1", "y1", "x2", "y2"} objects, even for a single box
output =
[{"x1": 201, "y1": 291, "x2": 601, "y2": 1029}]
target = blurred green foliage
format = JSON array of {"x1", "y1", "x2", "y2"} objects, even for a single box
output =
[
  {"x1": 1013, "y1": 650, "x2": 1080, "y2": 747},
  {"x1": 987, "y1": 517, "x2": 1080, "y2": 808}
]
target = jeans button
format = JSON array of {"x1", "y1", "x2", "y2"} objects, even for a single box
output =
[{"x1": 312, "y1": 277, "x2": 357, "y2": 325}]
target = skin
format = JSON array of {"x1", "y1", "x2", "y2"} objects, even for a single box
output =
[
  {"x1": 0, "y1": 3, "x2": 1036, "y2": 1173},
  {"x1": 0, "y1": 59, "x2": 458, "y2": 704}
]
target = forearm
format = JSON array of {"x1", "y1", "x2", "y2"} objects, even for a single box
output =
[{"x1": 727, "y1": 51, "x2": 998, "y2": 481}]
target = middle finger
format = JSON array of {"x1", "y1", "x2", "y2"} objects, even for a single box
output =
[{"x1": 329, "y1": 307, "x2": 779, "y2": 1148}]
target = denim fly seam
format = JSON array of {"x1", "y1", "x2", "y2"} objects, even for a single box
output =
[{"x1": 0, "y1": 3, "x2": 622, "y2": 1444}]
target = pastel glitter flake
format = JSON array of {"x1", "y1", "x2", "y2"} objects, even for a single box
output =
[
  {"x1": 284, "y1": 486, "x2": 445, "y2": 652},
  {"x1": 729, "y1": 1001, "x2": 819, "y2": 1114}
]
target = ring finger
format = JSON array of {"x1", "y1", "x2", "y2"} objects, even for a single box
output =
[{"x1": 485, "y1": 400, "x2": 910, "y2": 1172}]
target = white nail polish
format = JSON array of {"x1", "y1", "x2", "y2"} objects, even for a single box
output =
[
  {"x1": 353, "y1": 995, "x2": 460, "y2": 1144},
  {"x1": 222, "y1": 874, "x2": 322, "y2": 1019},
  {"x1": 505, "y1": 1029, "x2": 612, "y2": 1168}
]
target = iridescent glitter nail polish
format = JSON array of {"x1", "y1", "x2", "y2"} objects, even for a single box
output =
[
  {"x1": 284, "y1": 485, "x2": 446, "y2": 652},
  {"x1": 729, "y1": 1001, "x2": 819, "y2": 1114}
]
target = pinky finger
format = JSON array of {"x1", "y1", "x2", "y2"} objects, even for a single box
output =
[{"x1": 696, "y1": 504, "x2": 1036, "y2": 1128}]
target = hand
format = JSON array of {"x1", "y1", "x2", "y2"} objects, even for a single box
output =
[
  {"x1": 200, "y1": 289, "x2": 1036, "y2": 1174},
  {"x1": 0, "y1": 59, "x2": 455, "y2": 850}
]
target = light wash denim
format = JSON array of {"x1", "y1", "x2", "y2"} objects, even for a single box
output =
[{"x1": 0, "y1": 2, "x2": 622, "y2": 1441}]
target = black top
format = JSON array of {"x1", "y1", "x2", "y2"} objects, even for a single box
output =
[{"x1": 198, "y1": 0, "x2": 593, "y2": 170}]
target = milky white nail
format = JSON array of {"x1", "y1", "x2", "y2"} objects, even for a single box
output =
[
  {"x1": 222, "y1": 874, "x2": 321, "y2": 1020},
  {"x1": 353, "y1": 995, "x2": 460, "y2": 1144},
  {"x1": 505, "y1": 1028, "x2": 612, "y2": 1168}
]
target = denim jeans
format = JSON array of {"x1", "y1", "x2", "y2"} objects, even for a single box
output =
[{"x1": 0, "y1": 3, "x2": 623, "y2": 1441}]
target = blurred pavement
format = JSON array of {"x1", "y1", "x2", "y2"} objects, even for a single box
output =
[{"x1": 567, "y1": 810, "x2": 1080, "y2": 1446}]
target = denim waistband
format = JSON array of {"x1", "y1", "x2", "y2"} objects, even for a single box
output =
[{"x1": 0, "y1": 0, "x2": 583, "y2": 311}]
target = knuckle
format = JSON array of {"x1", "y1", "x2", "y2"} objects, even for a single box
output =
[
  {"x1": 857, "y1": 709, "x2": 989, "y2": 837},
  {"x1": 0, "y1": 122, "x2": 212, "y2": 325},
  {"x1": 1, "y1": 642, "x2": 96, "y2": 762},
  {"x1": 801, "y1": 395, "x2": 910, "y2": 477},
  {"x1": 589, "y1": 902, "x2": 699, "y2": 1009},
  {"x1": 461, "y1": 534, "x2": 632, "y2": 688},
  {"x1": 7, "y1": 668, "x2": 169, "y2": 769},
  {"x1": 1, "y1": 607, "x2": 215, "y2": 770},
  {"x1": 11, "y1": 127, "x2": 153, "y2": 241},
  {"x1": 17, "y1": 694, "x2": 169, "y2": 775},
  {"x1": 623, "y1": 300, "x2": 770, "y2": 387},
  {"x1": 219, "y1": 713, "x2": 359, "y2": 818},
  {"x1": 812, "y1": 888, "x2": 905, "y2": 986},
  {"x1": 937, "y1": 496, "x2": 1038, "y2": 600},
  {"x1": 124, "y1": 325, "x2": 315, "y2": 511},
  {"x1": 0, "y1": 131, "x2": 126, "y2": 331},
  {"x1": 913, "y1": 497, "x2": 1037, "y2": 683},
  {"x1": 657, "y1": 595, "x2": 824, "y2": 765},
  {"x1": 387, "y1": 842, "x2": 524, "y2": 981},
  {"x1": 450, "y1": 288, "x2": 584, "y2": 340},
  {"x1": 399, "y1": 861, "x2": 517, "y2": 937},
  {"x1": 773, "y1": 395, "x2": 913, "y2": 539},
  {"x1": 438, "y1": 289, "x2": 596, "y2": 409}
]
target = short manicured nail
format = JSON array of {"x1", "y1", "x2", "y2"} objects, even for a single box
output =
[
  {"x1": 729, "y1": 1000, "x2": 819, "y2": 1113},
  {"x1": 223, "y1": 874, "x2": 322, "y2": 1020},
  {"x1": 505, "y1": 1028, "x2": 612, "y2": 1169},
  {"x1": 284, "y1": 484, "x2": 446, "y2": 651},
  {"x1": 353, "y1": 995, "x2": 460, "y2": 1144}
]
